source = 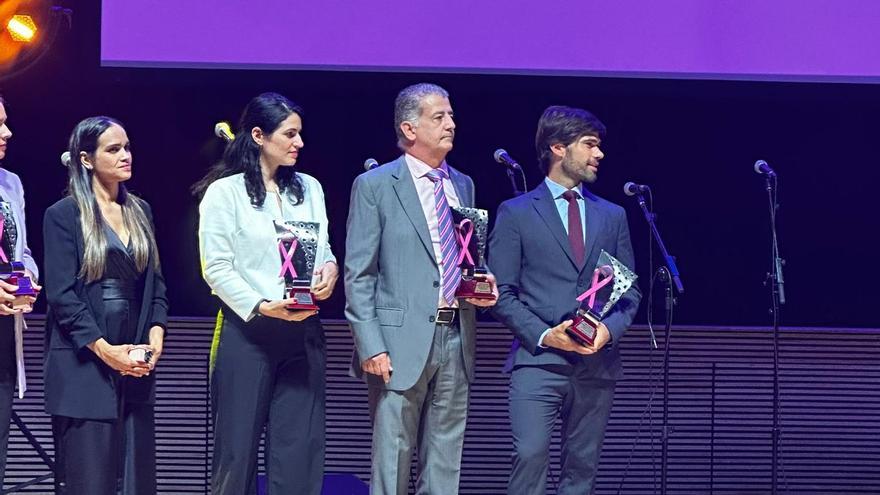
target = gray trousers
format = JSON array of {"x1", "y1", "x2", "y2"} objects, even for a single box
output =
[
  {"x1": 508, "y1": 365, "x2": 616, "y2": 495},
  {"x1": 368, "y1": 321, "x2": 470, "y2": 495}
]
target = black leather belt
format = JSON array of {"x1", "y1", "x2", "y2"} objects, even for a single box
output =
[{"x1": 435, "y1": 308, "x2": 458, "y2": 325}]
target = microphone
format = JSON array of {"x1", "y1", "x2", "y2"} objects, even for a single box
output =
[
  {"x1": 623, "y1": 182, "x2": 650, "y2": 196},
  {"x1": 754, "y1": 159, "x2": 776, "y2": 177},
  {"x1": 214, "y1": 122, "x2": 234, "y2": 142},
  {"x1": 494, "y1": 149, "x2": 522, "y2": 171},
  {"x1": 364, "y1": 158, "x2": 379, "y2": 171},
  {"x1": 60, "y1": 151, "x2": 71, "y2": 167}
]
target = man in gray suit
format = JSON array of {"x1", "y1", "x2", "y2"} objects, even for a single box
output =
[
  {"x1": 489, "y1": 106, "x2": 641, "y2": 494},
  {"x1": 345, "y1": 83, "x2": 496, "y2": 494}
]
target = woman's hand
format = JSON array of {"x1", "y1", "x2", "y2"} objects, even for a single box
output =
[
  {"x1": 87, "y1": 338, "x2": 152, "y2": 377},
  {"x1": 311, "y1": 261, "x2": 339, "y2": 301},
  {"x1": 258, "y1": 299, "x2": 317, "y2": 322},
  {"x1": 0, "y1": 280, "x2": 26, "y2": 316}
]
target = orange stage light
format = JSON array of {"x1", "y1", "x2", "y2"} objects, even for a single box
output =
[{"x1": 6, "y1": 14, "x2": 37, "y2": 42}]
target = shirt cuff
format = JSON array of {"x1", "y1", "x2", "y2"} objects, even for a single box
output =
[{"x1": 537, "y1": 328, "x2": 552, "y2": 348}]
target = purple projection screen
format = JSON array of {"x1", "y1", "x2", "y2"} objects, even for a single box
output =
[{"x1": 101, "y1": 0, "x2": 880, "y2": 82}]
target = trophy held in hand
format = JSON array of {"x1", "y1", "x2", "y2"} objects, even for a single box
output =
[
  {"x1": 451, "y1": 206, "x2": 495, "y2": 301},
  {"x1": 566, "y1": 250, "x2": 637, "y2": 346},
  {"x1": 275, "y1": 220, "x2": 320, "y2": 311}
]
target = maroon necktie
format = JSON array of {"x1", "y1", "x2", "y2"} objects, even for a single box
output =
[{"x1": 562, "y1": 190, "x2": 585, "y2": 266}]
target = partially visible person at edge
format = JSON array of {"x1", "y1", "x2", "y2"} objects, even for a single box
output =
[{"x1": 0, "y1": 94, "x2": 40, "y2": 483}]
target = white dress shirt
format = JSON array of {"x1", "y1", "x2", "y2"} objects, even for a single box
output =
[
  {"x1": 405, "y1": 154, "x2": 461, "y2": 309},
  {"x1": 199, "y1": 172, "x2": 336, "y2": 321}
]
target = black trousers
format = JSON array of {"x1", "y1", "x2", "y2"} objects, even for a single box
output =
[
  {"x1": 52, "y1": 279, "x2": 155, "y2": 495},
  {"x1": 210, "y1": 306, "x2": 326, "y2": 495},
  {"x1": 0, "y1": 316, "x2": 15, "y2": 483},
  {"x1": 52, "y1": 385, "x2": 156, "y2": 495}
]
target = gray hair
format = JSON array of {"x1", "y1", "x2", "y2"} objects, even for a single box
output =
[{"x1": 394, "y1": 83, "x2": 449, "y2": 146}]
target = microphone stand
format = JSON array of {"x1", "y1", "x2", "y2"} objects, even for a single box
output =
[
  {"x1": 633, "y1": 191, "x2": 683, "y2": 495},
  {"x1": 764, "y1": 174, "x2": 785, "y2": 494},
  {"x1": 505, "y1": 167, "x2": 525, "y2": 196}
]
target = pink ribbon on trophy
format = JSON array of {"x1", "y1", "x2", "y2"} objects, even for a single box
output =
[
  {"x1": 0, "y1": 217, "x2": 7, "y2": 263},
  {"x1": 278, "y1": 238, "x2": 298, "y2": 279},
  {"x1": 576, "y1": 265, "x2": 614, "y2": 309},
  {"x1": 455, "y1": 218, "x2": 475, "y2": 267}
]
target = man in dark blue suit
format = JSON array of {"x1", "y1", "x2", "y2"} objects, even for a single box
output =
[{"x1": 488, "y1": 106, "x2": 641, "y2": 494}]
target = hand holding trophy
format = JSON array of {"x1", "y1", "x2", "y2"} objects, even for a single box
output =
[
  {"x1": 275, "y1": 220, "x2": 321, "y2": 311},
  {"x1": 566, "y1": 250, "x2": 637, "y2": 346},
  {"x1": 0, "y1": 213, "x2": 38, "y2": 311}
]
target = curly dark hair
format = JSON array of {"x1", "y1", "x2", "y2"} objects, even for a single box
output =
[{"x1": 192, "y1": 92, "x2": 305, "y2": 207}]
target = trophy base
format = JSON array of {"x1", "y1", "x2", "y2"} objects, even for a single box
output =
[
  {"x1": 7, "y1": 275, "x2": 38, "y2": 297},
  {"x1": 456, "y1": 274, "x2": 496, "y2": 300},
  {"x1": 566, "y1": 309, "x2": 600, "y2": 347},
  {"x1": 285, "y1": 287, "x2": 319, "y2": 311}
]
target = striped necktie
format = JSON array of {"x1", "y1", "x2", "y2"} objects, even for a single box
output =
[{"x1": 426, "y1": 169, "x2": 461, "y2": 305}]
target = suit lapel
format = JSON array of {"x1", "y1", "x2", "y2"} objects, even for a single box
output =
[
  {"x1": 448, "y1": 166, "x2": 472, "y2": 207},
  {"x1": 391, "y1": 157, "x2": 435, "y2": 263},
  {"x1": 531, "y1": 182, "x2": 579, "y2": 270}
]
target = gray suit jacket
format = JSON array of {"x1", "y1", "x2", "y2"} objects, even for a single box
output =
[
  {"x1": 344, "y1": 156, "x2": 477, "y2": 391},
  {"x1": 0, "y1": 168, "x2": 39, "y2": 397}
]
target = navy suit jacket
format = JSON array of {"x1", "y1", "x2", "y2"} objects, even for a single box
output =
[
  {"x1": 488, "y1": 181, "x2": 641, "y2": 380},
  {"x1": 43, "y1": 196, "x2": 169, "y2": 420}
]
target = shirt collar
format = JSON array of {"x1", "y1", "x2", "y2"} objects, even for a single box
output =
[
  {"x1": 544, "y1": 177, "x2": 582, "y2": 200},
  {"x1": 405, "y1": 153, "x2": 449, "y2": 179}
]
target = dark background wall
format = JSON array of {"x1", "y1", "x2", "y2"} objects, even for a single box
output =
[{"x1": 2, "y1": 0, "x2": 878, "y2": 327}]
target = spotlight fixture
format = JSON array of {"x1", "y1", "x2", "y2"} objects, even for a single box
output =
[{"x1": 6, "y1": 14, "x2": 37, "y2": 42}]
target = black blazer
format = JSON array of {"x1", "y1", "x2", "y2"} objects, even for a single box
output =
[{"x1": 42, "y1": 196, "x2": 169, "y2": 420}]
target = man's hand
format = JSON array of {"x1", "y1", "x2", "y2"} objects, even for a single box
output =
[
  {"x1": 541, "y1": 320, "x2": 611, "y2": 355},
  {"x1": 311, "y1": 261, "x2": 339, "y2": 301},
  {"x1": 464, "y1": 273, "x2": 499, "y2": 307},
  {"x1": 362, "y1": 352, "x2": 393, "y2": 384},
  {"x1": 258, "y1": 299, "x2": 318, "y2": 321}
]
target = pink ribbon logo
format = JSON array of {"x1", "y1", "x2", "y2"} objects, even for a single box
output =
[
  {"x1": 278, "y1": 238, "x2": 298, "y2": 279},
  {"x1": 576, "y1": 265, "x2": 614, "y2": 310},
  {"x1": 0, "y1": 217, "x2": 7, "y2": 263},
  {"x1": 455, "y1": 219, "x2": 475, "y2": 267}
]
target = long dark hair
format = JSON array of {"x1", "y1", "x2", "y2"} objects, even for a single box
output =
[
  {"x1": 192, "y1": 92, "x2": 305, "y2": 207},
  {"x1": 66, "y1": 116, "x2": 159, "y2": 282}
]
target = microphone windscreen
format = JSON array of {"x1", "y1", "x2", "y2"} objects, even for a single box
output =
[{"x1": 493, "y1": 149, "x2": 507, "y2": 163}]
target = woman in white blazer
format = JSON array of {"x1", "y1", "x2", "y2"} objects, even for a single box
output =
[
  {"x1": 0, "y1": 95, "x2": 39, "y2": 481},
  {"x1": 193, "y1": 92, "x2": 337, "y2": 495}
]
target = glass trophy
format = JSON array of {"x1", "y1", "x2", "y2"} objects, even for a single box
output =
[
  {"x1": 451, "y1": 206, "x2": 495, "y2": 300},
  {"x1": 274, "y1": 220, "x2": 320, "y2": 311},
  {"x1": 566, "y1": 250, "x2": 637, "y2": 346}
]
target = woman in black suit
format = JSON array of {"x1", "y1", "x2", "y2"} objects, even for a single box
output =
[{"x1": 43, "y1": 116, "x2": 168, "y2": 495}]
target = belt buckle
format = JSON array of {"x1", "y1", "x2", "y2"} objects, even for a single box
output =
[{"x1": 436, "y1": 309, "x2": 456, "y2": 325}]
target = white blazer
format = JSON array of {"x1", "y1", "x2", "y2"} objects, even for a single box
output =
[{"x1": 199, "y1": 172, "x2": 336, "y2": 321}]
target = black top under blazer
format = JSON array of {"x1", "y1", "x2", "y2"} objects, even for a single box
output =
[{"x1": 42, "y1": 196, "x2": 169, "y2": 420}]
